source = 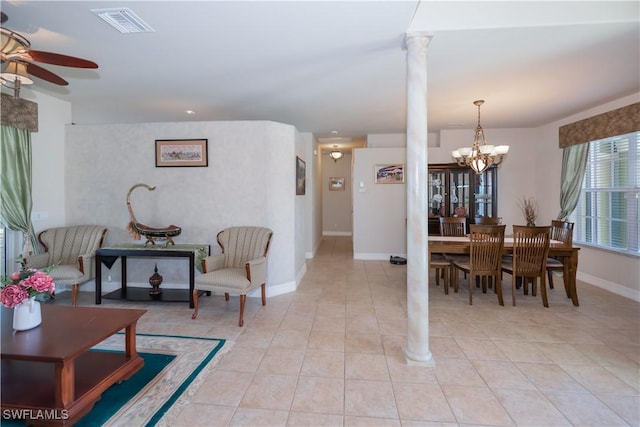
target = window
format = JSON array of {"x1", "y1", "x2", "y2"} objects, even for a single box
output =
[{"x1": 572, "y1": 131, "x2": 639, "y2": 255}]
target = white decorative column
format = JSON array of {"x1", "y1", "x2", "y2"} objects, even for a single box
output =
[{"x1": 403, "y1": 31, "x2": 433, "y2": 365}]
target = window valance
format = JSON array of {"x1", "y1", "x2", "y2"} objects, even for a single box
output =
[
  {"x1": 558, "y1": 102, "x2": 639, "y2": 148},
  {"x1": 0, "y1": 93, "x2": 38, "y2": 132}
]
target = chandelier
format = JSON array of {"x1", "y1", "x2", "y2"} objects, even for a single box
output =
[
  {"x1": 452, "y1": 100, "x2": 509, "y2": 174},
  {"x1": 329, "y1": 145, "x2": 343, "y2": 162}
]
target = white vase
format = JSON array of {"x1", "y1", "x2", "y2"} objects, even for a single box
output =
[{"x1": 13, "y1": 297, "x2": 42, "y2": 331}]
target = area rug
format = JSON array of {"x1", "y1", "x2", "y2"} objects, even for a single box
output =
[
  {"x1": 89, "y1": 333, "x2": 228, "y2": 426},
  {"x1": 2, "y1": 333, "x2": 228, "y2": 426}
]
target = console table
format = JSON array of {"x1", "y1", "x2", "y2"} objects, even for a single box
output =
[{"x1": 95, "y1": 244, "x2": 210, "y2": 308}]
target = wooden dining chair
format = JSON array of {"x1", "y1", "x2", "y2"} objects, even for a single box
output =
[
  {"x1": 431, "y1": 216, "x2": 467, "y2": 293},
  {"x1": 452, "y1": 224, "x2": 506, "y2": 305},
  {"x1": 501, "y1": 225, "x2": 551, "y2": 307},
  {"x1": 430, "y1": 252, "x2": 456, "y2": 294},
  {"x1": 439, "y1": 216, "x2": 467, "y2": 236},
  {"x1": 475, "y1": 216, "x2": 502, "y2": 225},
  {"x1": 546, "y1": 220, "x2": 574, "y2": 293}
]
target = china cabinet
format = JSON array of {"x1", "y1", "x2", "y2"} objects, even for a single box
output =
[{"x1": 428, "y1": 163, "x2": 498, "y2": 235}]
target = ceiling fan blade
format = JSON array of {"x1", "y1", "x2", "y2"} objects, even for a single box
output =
[
  {"x1": 25, "y1": 62, "x2": 68, "y2": 85},
  {"x1": 29, "y1": 50, "x2": 98, "y2": 69}
]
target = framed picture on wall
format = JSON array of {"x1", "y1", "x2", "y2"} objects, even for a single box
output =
[
  {"x1": 375, "y1": 164, "x2": 405, "y2": 184},
  {"x1": 156, "y1": 139, "x2": 208, "y2": 167},
  {"x1": 296, "y1": 156, "x2": 306, "y2": 195},
  {"x1": 329, "y1": 177, "x2": 345, "y2": 190}
]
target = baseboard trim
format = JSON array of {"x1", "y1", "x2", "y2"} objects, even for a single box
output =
[
  {"x1": 353, "y1": 253, "x2": 407, "y2": 261},
  {"x1": 578, "y1": 272, "x2": 640, "y2": 302},
  {"x1": 322, "y1": 231, "x2": 352, "y2": 236}
]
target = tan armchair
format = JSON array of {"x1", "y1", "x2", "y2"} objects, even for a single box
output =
[
  {"x1": 192, "y1": 226, "x2": 273, "y2": 326},
  {"x1": 23, "y1": 225, "x2": 108, "y2": 306}
]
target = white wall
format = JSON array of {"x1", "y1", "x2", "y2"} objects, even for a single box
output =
[
  {"x1": 13, "y1": 108, "x2": 306, "y2": 297},
  {"x1": 306, "y1": 138, "x2": 323, "y2": 259},
  {"x1": 295, "y1": 130, "x2": 312, "y2": 285},
  {"x1": 26, "y1": 89, "x2": 71, "y2": 232},
  {"x1": 322, "y1": 153, "x2": 353, "y2": 235},
  {"x1": 352, "y1": 148, "x2": 407, "y2": 259}
]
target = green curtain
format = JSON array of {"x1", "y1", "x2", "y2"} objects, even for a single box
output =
[
  {"x1": 0, "y1": 125, "x2": 39, "y2": 255},
  {"x1": 557, "y1": 143, "x2": 589, "y2": 221}
]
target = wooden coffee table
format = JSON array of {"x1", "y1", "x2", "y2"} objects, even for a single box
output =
[{"x1": 1, "y1": 305, "x2": 147, "y2": 426}]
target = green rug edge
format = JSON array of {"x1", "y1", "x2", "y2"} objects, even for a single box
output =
[{"x1": 140, "y1": 333, "x2": 226, "y2": 427}]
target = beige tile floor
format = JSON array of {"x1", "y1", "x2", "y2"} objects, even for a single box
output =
[{"x1": 66, "y1": 236, "x2": 639, "y2": 426}]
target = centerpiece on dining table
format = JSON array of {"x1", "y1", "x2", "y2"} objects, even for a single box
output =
[
  {"x1": 518, "y1": 196, "x2": 538, "y2": 226},
  {"x1": 1, "y1": 268, "x2": 55, "y2": 331}
]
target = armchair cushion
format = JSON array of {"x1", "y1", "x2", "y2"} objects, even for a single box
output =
[{"x1": 197, "y1": 256, "x2": 268, "y2": 295}]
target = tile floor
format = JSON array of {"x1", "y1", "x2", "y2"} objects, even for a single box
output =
[{"x1": 66, "y1": 236, "x2": 639, "y2": 426}]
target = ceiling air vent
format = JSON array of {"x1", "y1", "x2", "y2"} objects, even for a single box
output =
[{"x1": 91, "y1": 8, "x2": 154, "y2": 34}]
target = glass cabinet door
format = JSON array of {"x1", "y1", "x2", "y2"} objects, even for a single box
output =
[
  {"x1": 473, "y1": 168, "x2": 496, "y2": 218},
  {"x1": 427, "y1": 163, "x2": 498, "y2": 234},
  {"x1": 428, "y1": 170, "x2": 446, "y2": 218},
  {"x1": 449, "y1": 169, "x2": 470, "y2": 218}
]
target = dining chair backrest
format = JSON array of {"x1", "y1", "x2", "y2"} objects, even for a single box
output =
[
  {"x1": 440, "y1": 217, "x2": 466, "y2": 236},
  {"x1": 512, "y1": 225, "x2": 551, "y2": 275},
  {"x1": 475, "y1": 216, "x2": 503, "y2": 225},
  {"x1": 550, "y1": 220, "x2": 574, "y2": 245},
  {"x1": 469, "y1": 224, "x2": 506, "y2": 273}
]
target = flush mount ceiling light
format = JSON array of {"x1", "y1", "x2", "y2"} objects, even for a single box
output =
[
  {"x1": 452, "y1": 100, "x2": 509, "y2": 174},
  {"x1": 329, "y1": 145, "x2": 343, "y2": 162}
]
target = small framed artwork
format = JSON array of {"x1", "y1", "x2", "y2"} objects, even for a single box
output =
[
  {"x1": 329, "y1": 177, "x2": 345, "y2": 190},
  {"x1": 156, "y1": 139, "x2": 208, "y2": 167},
  {"x1": 375, "y1": 164, "x2": 405, "y2": 184},
  {"x1": 296, "y1": 156, "x2": 306, "y2": 195}
]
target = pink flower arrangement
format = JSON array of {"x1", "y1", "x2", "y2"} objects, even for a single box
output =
[{"x1": 1, "y1": 269, "x2": 55, "y2": 308}]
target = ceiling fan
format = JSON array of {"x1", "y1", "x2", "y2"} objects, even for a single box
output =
[{"x1": 0, "y1": 11, "x2": 98, "y2": 96}]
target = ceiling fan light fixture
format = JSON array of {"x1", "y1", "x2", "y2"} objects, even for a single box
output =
[
  {"x1": 0, "y1": 28, "x2": 31, "y2": 56},
  {"x1": 1, "y1": 61, "x2": 33, "y2": 85}
]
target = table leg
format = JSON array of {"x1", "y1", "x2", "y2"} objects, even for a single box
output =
[
  {"x1": 568, "y1": 250, "x2": 579, "y2": 306},
  {"x1": 189, "y1": 252, "x2": 195, "y2": 308},
  {"x1": 121, "y1": 256, "x2": 128, "y2": 298},
  {"x1": 124, "y1": 322, "x2": 139, "y2": 359},
  {"x1": 55, "y1": 360, "x2": 74, "y2": 408},
  {"x1": 95, "y1": 255, "x2": 102, "y2": 304}
]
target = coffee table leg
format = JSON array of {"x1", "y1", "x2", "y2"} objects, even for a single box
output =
[
  {"x1": 55, "y1": 360, "x2": 74, "y2": 407},
  {"x1": 124, "y1": 322, "x2": 139, "y2": 358}
]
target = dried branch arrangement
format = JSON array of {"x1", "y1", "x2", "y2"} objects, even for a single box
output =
[{"x1": 519, "y1": 197, "x2": 538, "y2": 225}]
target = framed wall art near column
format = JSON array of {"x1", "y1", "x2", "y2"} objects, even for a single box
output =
[
  {"x1": 156, "y1": 139, "x2": 208, "y2": 167},
  {"x1": 296, "y1": 156, "x2": 306, "y2": 195},
  {"x1": 375, "y1": 164, "x2": 405, "y2": 184}
]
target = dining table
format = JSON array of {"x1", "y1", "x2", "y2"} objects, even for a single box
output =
[{"x1": 428, "y1": 235, "x2": 581, "y2": 306}]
